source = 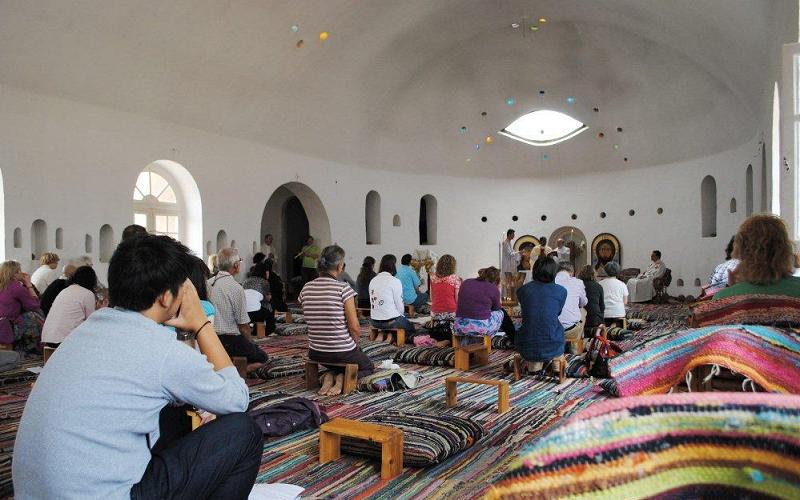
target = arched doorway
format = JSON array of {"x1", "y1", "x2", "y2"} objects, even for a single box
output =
[
  {"x1": 260, "y1": 182, "x2": 332, "y2": 285},
  {"x1": 549, "y1": 226, "x2": 588, "y2": 269}
]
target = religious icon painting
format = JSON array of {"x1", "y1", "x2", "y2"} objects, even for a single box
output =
[{"x1": 591, "y1": 233, "x2": 622, "y2": 268}]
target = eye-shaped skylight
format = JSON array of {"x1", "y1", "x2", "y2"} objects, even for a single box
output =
[{"x1": 499, "y1": 109, "x2": 588, "y2": 146}]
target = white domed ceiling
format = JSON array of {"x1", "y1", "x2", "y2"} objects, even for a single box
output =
[{"x1": 0, "y1": 0, "x2": 795, "y2": 177}]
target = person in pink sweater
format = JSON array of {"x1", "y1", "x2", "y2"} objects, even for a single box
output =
[{"x1": 0, "y1": 260, "x2": 42, "y2": 352}]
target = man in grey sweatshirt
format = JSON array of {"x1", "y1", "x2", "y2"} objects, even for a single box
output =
[{"x1": 13, "y1": 235, "x2": 263, "y2": 499}]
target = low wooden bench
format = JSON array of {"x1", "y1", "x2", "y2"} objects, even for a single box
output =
[
  {"x1": 369, "y1": 327, "x2": 406, "y2": 346},
  {"x1": 319, "y1": 417, "x2": 404, "y2": 480},
  {"x1": 512, "y1": 354, "x2": 566, "y2": 384},
  {"x1": 255, "y1": 322, "x2": 266, "y2": 338},
  {"x1": 445, "y1": 376, "x2": 510, "y2": 413},
  {"x1": 43, "y1": 346, "x2": 56, "y2": 365},
  {"x1": 232, "y1": 356, "x2": 248, "y2": 378},
  {"x1": 305, "y1": 360, "x2": 358, "y2": 394},
  {"x1": 451, "y1": 335, "x2": 491, "y2": 371},
  {"x1": 186, "y1": 409, "x2": 203, "y2": 431}
]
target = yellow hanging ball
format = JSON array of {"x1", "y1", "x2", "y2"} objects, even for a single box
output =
[
  {"x1": 485, "y1": 136, "x2": 494, "y2": 144},
  {"x1": 319, "y1": 31, "x2": 329, "y2": 41}
]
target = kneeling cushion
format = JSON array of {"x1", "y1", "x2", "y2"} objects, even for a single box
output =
[{"x1": 691, "y1": 293, "x2": 800, "y2": 327}]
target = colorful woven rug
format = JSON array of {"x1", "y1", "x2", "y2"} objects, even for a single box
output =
[
  {"x1": 488, "y1": 393, "x2": 800, "y2": 499},
  {"x1": 607, "y1": 325, "x2": 800, "y2": 396}
]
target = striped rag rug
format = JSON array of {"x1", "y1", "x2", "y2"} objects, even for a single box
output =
[
  {"x1": 487, "y1": 393, "x2": 800, "y2": 499},
  {"x1": 606, "y1": 325, "x2": 800, "y2": 396}
]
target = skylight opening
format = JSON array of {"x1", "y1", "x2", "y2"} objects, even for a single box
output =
[{"x1": 499, "y1": 109, "x2": 588, "y2": 146}]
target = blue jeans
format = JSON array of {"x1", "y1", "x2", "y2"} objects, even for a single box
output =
[
  {"x1": 408, "y1": 292, "x2": 429, "y2": 310},
  {"x1": 371, "y1": 316, "x2": 416, "y2": 333}
]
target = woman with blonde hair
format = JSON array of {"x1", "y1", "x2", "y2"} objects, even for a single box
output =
[
  {"x1": 715, "y1": 214, "x2": 800, "y2": 299},
  {"x1": 31, "y1": 252, "x2": 60, "y2": 293},
  {"x1": 0, "y1": 261, "x2": 42, "y2": 351}
]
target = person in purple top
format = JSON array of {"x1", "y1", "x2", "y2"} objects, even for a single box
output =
[
  {"x1": 516, "y1": 257, "x2": 567, "y2": 371},
  {"x1": 0, "y1": 260, "x2": 42, "y2": 351},
  {"x1": 454, "y1": 266, "x2": 516, "y2": 343}
]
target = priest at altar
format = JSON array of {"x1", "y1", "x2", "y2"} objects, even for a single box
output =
[{"x1": 627, "y1": 250, "x2": 666, "y2": 303}]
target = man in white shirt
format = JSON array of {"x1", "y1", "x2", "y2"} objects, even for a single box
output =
[
  {"x1": 260, "y1": 234, "x2": 277, "y2": 264},
  {"x1": 627, "y1": 250, "x2": 667, "y2": 303},
  {"x1": 555, "y1": 239, "x2": 571, "y2": 264},
  {"x1": 554, "y1": 263, "x2": 587, "y2": 351},
  {"x1": 501, "y1": 229, "x2": 520, "y2": 301}
]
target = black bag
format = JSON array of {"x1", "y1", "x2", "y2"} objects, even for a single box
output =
[
  {"x1": 427, "y1": 319, "x2": 454, "y2": 341},
  {"x1": 584, "y1": 335, "x2": 624, "y2": 378},
  {"x1": 248, "y1": 397, "x2": 328, "y2": 437}
]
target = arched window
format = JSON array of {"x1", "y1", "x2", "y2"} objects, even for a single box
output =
[
  {"x1": 393, "y1": 214, "x2": 401, "y2": 227},
  {"x1": 216, "y1": 230, "x2": 228, "y2": 252},
  {"x1": 729, "y1": 198, "x2": 737, "y2": 213},
  {"x1": 701, "y1": 175, "x2": 717, "y2": 238},
  {"x1": 99, "y1": 224, "x2": 114, "y2": 263},
  {"x1": 133, "y1": 168, "x2": 180, "y2": 240},
  {"x1": 365, "y1": 191, "x2": 381, "y2": 245},
  {"x1": 55, "y1": 228, "x2": 64, "y2": 249},
  {"x1": 31, "y1": 219, "x2": 47, "y2": 260},
  {"x1": 745, "y1": 164, "x2": 754, "y2": 216},
  {"x1": 772, "y1": 82, "x2": 781, "y2": 215},
  {"x1": 85, "y1": 234, "x2": 93, "y2": 254},
  {"x1": 419, "y1": 194, "x2": 438, "y2": 245},
  {"x1": 13, "y1": 228, "x2": 21, "y2": 249}
]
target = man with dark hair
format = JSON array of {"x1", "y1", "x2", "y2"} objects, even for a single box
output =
[
  {"x1": 14, "y1": 235, "x2": 263, "y2": 499},
  {"x1": 627, "y1": 250, "x2": 666, "y2": 303},
  {"x1": 396, "y1": 253, "x2": 428, "y2": 311},
  {"x1": 121, "y1": 223, "x2": 148, "y2": 241},
  {"x1": 501, "y1": 229, "x2": 520, "y2": 301}
]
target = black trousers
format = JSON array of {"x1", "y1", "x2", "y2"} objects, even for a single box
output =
[
  {"x1": 131, "y1": 413, "x2": 264, "y2": 500},
  {"x1": 309, "y1": 346, "x2": 374, "y2": 378},
  {"x1": 218, "y1": 334, "x2": 268, "y2": 364},
  {"x1": 500, "y1": 309, "x2": 516, "y2": 345},
  {"x1": 248, "y1": 308, "x2": 276, "y2": 335}
]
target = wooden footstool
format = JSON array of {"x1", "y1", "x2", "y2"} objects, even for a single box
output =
[
  {"x1": 445, "y1": 376, "x2": 510, "y2": 413},
  {"x1": 319, "y1": 417, "x2": 404, "y2": 480},
  {"x1": 452, "y1": 335, "x2": 491, "y2": 371},
  {"x1": 512, "y1": 354, "x2": 566, "y2": 384},
  {"x1": 43, "y1": 346, "x2": 56, "y2": 365},
  {"x1": 305, "y1": 360, "x2": 358, "y2": 394},
  {"x1": 369, "y1": 327, "x2": 406, "y2": 346},
  {"x1": 255, "y1": 322, "x2": 266, "y2": 338}
]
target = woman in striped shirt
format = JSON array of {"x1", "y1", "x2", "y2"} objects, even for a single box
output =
[{"x1": 299, "y1": 245, "x2": 374, "y2": 395}]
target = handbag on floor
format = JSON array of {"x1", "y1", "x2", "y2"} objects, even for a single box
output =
[{"x1": 584, "y1": 335, "x2": 623, "y2": 378}]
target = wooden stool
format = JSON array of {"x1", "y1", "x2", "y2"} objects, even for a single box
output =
[
  {"x1": 512, "y1": 354, "x2": 566, "y2": 384},
  {"x1": 305, "y1": 360, "x2": 358, "y2": 394},
  {"x1": 445, "y1": 376, "x2": 510, "y2": 413},
  {"x1": 0, "y1": 343, "x2": 12, "y2": 351},
  {"x1": 369, "y1": 327, "x2": 406, "y2": 346},
  {"x1": 606, "y1": 317, "x2": 628, "y2": 329},
  {"x1": 232, "y1": 356, "x2": 248, "y2": 378},
  {"x1": 255, "y1": 322, "x2": 266, "y2": 338},
  {"x1": 452, "y1": 336, "x2": 490, "y2": 371},
  {"x1": 319, "y1": 417, "x2": 403, "y2": 480},
  {"x1": 186, "y1": 409, "x2": 203, "y2": 430},
  {"x1": 43, "y1": 346, "x2": 56, "y2": 365},
  {"x1": 405, "y1": 305, "x2": 416, "y2": 317}
]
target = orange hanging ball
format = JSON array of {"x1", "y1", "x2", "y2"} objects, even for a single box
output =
[
  {"x1": 485, "y1": 136, "x2": 493, "y2": 144},
  {"x1": 319, "y1": 31, "x2": 329, "y2": 41}
]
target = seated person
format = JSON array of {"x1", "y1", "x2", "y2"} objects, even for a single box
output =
[
  {"x1": 578, "y1": 265, "x2": 605, "y2": 337},
  {"x1": 369, "y1": 254, "x2": 415, "y2": 340},
  {"x1": 40, "y1": 261, "x2": 77, "y2": 316},
  {"x1": 454, "y1": 266, "x2": 515, "y2": 342},
  {"x1": 554, "y1": 263, "x2": 587, "y2": 351},
  {"x1": 41, "y1": 266, "x2": 99, "y2": 347},
  {"x1": 600, "y1": 262, "x2": 629, "y2": 325},
  {"x1": 715, "y1": 214, "x2": 800, "y2": 299},
  {"x1": 264, "y1": 259, "x2": 286, "y2": 312},
  {"x1": 515, "y1": 257, "x2": 567, "y2": 371},
  {"x1": 338, "y1": 262, "x2": 357, "y2": 289},
  {"x1": 242, "y1": 262, "x2": 276, "y2": 335},
  {"x1": 299, "y1": 245, "x2": 374, "y2": 395},
  {"x1": 31, "y1": 252, "x2": 60, "y2": 294},
  {"x1": 429, "y1": 254, "x2": 461, "y2": 344},
  {"x1": 356, "y1": 256, "x2": 376, "y2": 310},
  {"x1": 207, "y1": 248, "x2": 268, "y2": 371},
  {"x1": 396, "y1": 253, "x2": 428, "y2": 311},
  {"x1": 13, "y1": 235, "x2": 262, "y2": 499},
  {"x1": 0, "y1": 261, "x2": 42, "y2": 352},
  {"x1": 626, "y1": 250, "x2": 666, "y2": 303},
  {"x1": 708, "y1": 236, "x2": 740, "y2": 289}
]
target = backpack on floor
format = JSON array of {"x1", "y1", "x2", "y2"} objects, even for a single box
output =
[
  {"x1": 584, "y1": 335, "x2": 624, "y2": 378},
  {"x1": 248, "y1": 397, "x2": 328, "y2": 437}
]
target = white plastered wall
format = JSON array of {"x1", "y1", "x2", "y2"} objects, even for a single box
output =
[{"x1": 0, "y1": 84, "x2": 769, "y2": 295}]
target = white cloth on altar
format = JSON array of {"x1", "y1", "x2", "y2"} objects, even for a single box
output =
[{"x1": 626, "y1": 261, "x2": 666, "y2": 303}]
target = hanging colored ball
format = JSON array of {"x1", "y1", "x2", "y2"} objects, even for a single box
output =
[
  {"x1": 543, "y1": 154, "x2": 550, "y2": 160},
  {"x1": 460, "y1": 126, "x2": 467, "y2": 133},
  {"x1": 530, "y1": 25, "x2": 539, "y2": 32},
  {"x1": 485, "y1": 136, "x2": 493, "y2": 144},
  {"x1": 506, "y1": 97, "x2": 516, "y2": 106},
  {"x1": 566, "y1": 96, "x2": 575, "y2": 104},
  {"x1": 290, "y1": 24, "x2": 299, "y2": 33},
  {"x1": 598, "y1": 132, "x2": 605, "y2": 138},
  {"x1": 538, "y1": 18, "x2": 548, "y2": 24},
  {"x1": 296, "y1": 40, "x2": 304, "y2": 48},
  {"x1": 475, "y1": 144, "x2": 481, "y2": 151},
  {"x1": 466, "y1": 158, "x2": 471, "y2": 163},
  {"x1": 613, "y1": 144, "x2": 620, "y2": 150},
  {"x1": 319, "y1": 31, "x2": 329, "y2": 41}
]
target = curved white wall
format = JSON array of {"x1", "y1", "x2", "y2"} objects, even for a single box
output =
[{"x1": 0, "y1": 85, "x2": 772, "y2": 294}]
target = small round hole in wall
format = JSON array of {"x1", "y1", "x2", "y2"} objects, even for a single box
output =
[
  {"x1": 676, "y1": 279, "x2": 684, "y2": 287},
  {"x1": 694, "y1": 278, "x2": 701, "y2": 287},
  {"x1": 481, "y1": 216, "x2": 487, "y2": 222},
  {"x1": 657, "y1": 207, "x2": 664, "y2": 215},
  {"x1": 540, "y1": 215, "x2": 547, "y2": 221},
  {"x1": 571, "y1": 214, "x2": 577, "y2": 220},
  {"x1": 628, "y1": 209, "x2": 635, "y2": 216},
  {"x1": 512, "y1": 215, "x2": 518, "y2": 222},
  {"x1": 600, "y1": 212, "x2": 607, "y2": 219}
]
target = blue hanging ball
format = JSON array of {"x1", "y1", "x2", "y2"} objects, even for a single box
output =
[
  {"x1": 567, "y1": 96, "x2": 575, "y2": 104},
  {"x1": 290, "y1": 24, "x2": 299, "y2": 33},
  {"x1": 475, "y1": 144, "x2": 481, "y2": 151},
  {"x1": 460, "y1": 126, "x2": 467, "y2": 133},
  {"x1": 543, "y1": 154, "x2": 550, "y2": 160},
  {"x1": 506, "y1": 97, "x2": 516, "y2": 106}
]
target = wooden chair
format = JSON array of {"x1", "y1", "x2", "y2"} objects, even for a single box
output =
[
  {"x1": 512, "y1": 354, "x2": 566, "y2": 384},
  {"x1": 652, "y1": 269, "x2": 672, "y2": 303},
  {"x1": 369, "y1": 327, "x2": 406, "y2": 346},
  {"x1": 319, "y1": 417, "x2": 404, "y2": 480},
  {"x1": 232, "y1": 356, "x2": 248, "y2": 378},
  {"x1": 452, "y1": 335, "x2": 491, "y2": 371},
  {"x1": 43, "y1": 346, "x2": 56, "y2": 365},
  {"x1": 305, "y1": 360, "x2": 358, "y2": 394},
  {"x1": 445, "y1": 376, "x2": 510, "y2": 413}
]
